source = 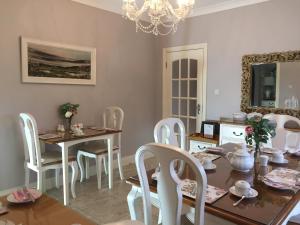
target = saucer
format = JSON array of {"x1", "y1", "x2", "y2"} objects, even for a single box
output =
[
  {"x1": 204, "y1": 163, "x2": 217, "y2": 170},
  {"x1": 269, "y1": 158, "x2": 289, "y2": 164},
  {"x1": 261, "y1": 147, "x2": 287, "y2": 154},
  {"x1": 229, "y1": 186, "x2": 258, "y2": 198}
]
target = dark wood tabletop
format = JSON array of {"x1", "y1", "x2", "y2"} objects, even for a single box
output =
[
  {"x1": 40, "y1": 128, "x2": 121, "y2": 144},
  {"x1": 0, "y1": 195, "x2": 96, "y2": 225},
  {"x1": 126, "y1": 143, "x2": 300, "y2": 225}
]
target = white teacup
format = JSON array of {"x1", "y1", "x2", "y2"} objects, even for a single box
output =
[
  {"x1": 259, "y1": 155, "x2": 269, "y2": 166},
  {"x1": 235, "y1": 180, "x2": 251, "y2": 196},
  {"x1": 203, "y1": 158, "x2": 213, "y2": 169},
  {"x1": 272, "y1": 151, "x2": 284, "y2": 163}
]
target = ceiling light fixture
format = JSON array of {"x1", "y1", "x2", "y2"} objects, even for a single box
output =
[{"x1": 122, "y1": 0, "x2": 195, "y2": 36}]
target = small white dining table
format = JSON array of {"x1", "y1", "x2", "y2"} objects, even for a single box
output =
[{"x1": 41, "y1": 128, "x2": 121, "y2": 205}]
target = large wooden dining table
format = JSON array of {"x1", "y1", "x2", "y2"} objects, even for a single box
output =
[
  {"x1": 126, "y1": 143, "x2": 300, "y2": 225},
  {"x1": 0, "y1": 195, "x2": 96, "y2": 225},
  {"x1": 40, "y1": 128, "x2": 121, "y2": 206}
]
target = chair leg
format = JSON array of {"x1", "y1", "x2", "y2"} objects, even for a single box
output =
[
  {"x1": 117, "y1": 151, "x2": 124, "y2": 180},
  {"x1": 55, "y1": 168, "x2": 60, "y2": 189},
  {"x1": 158, "y1": 210, "x2": 162, "y2": 224},
  {"x1": 96, "y1": 156, "x2": 102, "y2": 189},
  {"x1": 77, "y1": 152, "x2": 85, "y2": 182},
  {"x1": 71, "y1": 161, "x2": 78, "y2": 199},
  {"x1": 25, "y1": 166, "x2": 30, "y2": 188},
  {"x1": 103, "y1": 156, "x2": 108, "y2": 175},
  {"x1": 37, "y1": 171, "x2": 43, "y2": 192},
  {"x1": 85, "y1": 157, "x2": 90, "y2": 180}
]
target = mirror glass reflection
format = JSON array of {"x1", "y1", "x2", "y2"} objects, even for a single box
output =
[{"x1": 250, "y1": 61, "x2": 300, "y2": 109}]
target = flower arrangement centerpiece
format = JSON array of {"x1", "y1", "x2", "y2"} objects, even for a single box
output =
[
  {"x1": 245, "y1": 115, "x2": 276, "y2": 160},
  {"x1": 59, "y1": 103, "x2": 79, "y2": 131}
]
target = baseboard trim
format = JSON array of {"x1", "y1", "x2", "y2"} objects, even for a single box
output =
[{"x1": 0, "y1": 154, "x2": 137, "y2": 197}]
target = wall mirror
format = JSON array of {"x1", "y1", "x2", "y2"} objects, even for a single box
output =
[{"x1": 240, "y1": 50, "x2": 300, "y2": 118}]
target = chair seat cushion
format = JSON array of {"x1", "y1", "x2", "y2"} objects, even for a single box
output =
[
  {"x1": 78, "y1": 142, "x2": 119, "y2": 155},
  {"x1": 41, "y1": 151, "x2": 76, "y2": 166},
  {"x1": 104, "y1": 220, "x2": 144, "y2": 225}
]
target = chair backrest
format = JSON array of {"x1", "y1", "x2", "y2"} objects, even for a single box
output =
[
  {"x1": 19, "y1": 113, "x2": 42, "y2": 167},
  {"x1": 103, "y1": 106, "x2": 124, "y2": 145},
  {"x1": 264, "y1": 114, "x2": 300, "y2": 149},
  {"x1": 154, "y1": 118, "x2": 186, "y2": 150},
  {"x1": 103, "y1": 106, "x2": 124, "y2": 130},
  {"x1": 135, "y1": 143, "x2": 207, "y2": 225},
  {"x1": 285, "y1": 131, "x2": 300, "y2": 150}
]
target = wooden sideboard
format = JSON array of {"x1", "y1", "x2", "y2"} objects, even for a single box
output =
[{"x1": 188, "y1": 133, "x2": 219, "y2": 152}]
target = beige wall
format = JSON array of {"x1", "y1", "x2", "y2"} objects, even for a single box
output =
[
  {"x1": 0, "y1": 0, "x2": 157, "y2": 190},
  {"x1": 155, "y1": 0, "x2": 300, "y2": 120}
]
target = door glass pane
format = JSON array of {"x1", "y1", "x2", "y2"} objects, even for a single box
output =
[
  {"x1": 189, "y1": 100, "x2": 196, "y2": 117},
  {"x1": 181, "y1": 59, "x2": 188, "y2": 78},
  {"x1": 181, "y1": 80, "x2": 188, "y2": 97},
  {"x1": 181, "y1": 118, "x2": 187, "y2": 132},
  {"x1": 172, "y1": 99, "x2": 179, "y2": 115},
  {"x1": 181, "y1": 99, "x2": 187, "y2": 116},
  {"x1": 189, "y1": 80, "x2": 197, "y2": 98},
  {"x1": 189, "y1": 119, "x2": 196, "y2": 134},
  {"x1": 190, "y1": 59, "x2": 197, "y2": 78},
  {"x1": 172, "y1": 80, "x2": 179, "y2": 97},
  {"x1": 172, "y1": 60, "x2": 179, "y2": 79}
]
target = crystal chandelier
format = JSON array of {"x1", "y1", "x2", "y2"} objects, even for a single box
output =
[{"x1": 122, "y1": 0, "x2": 195, "y2": 36}]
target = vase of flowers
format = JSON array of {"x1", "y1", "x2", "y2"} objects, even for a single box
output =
[
  {"x1": 59, "y1": 103, "x2": 79, "y2": 131},
  {"x1": 245, "y1": 115, "x2": 276, "y2": 162}
]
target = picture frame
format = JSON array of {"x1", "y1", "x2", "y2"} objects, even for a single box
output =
[
  {"x1": 204, "y1": 124, "x2": 214, "y2": 138},
  {"x1": 21, "y1": 37, "x2": 96, "y2": 85}
]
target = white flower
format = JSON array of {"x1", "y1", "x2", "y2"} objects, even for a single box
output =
[{"x1": 65, "y1": 111, "x2": 73, "y2": 118}]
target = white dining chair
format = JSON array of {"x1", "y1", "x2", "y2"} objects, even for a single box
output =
[
  {"x1": 154, "y1": 117, "x2": 186, "y2": 150},
  {"x1": 264, "y1": 114, "x2": 300, "y2": 149},
  {"x1": 153, "y1": 118, "x2": 187, "y2": 223},
  {"x1": 77, "y1": 106, "x2": 124, "y2": 189},
  {"x1": 105, "y1": 143, "x2": 207, "y2": 225},
  {"x1": 19, "y1": 113, "x2": 78, "y2": 198}
]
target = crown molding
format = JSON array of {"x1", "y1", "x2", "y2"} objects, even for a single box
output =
[
  {"x1": 190, "y1": 0, "x2": 271, "y2": 17},
  {"x1": 72, "y1": 0, "x2": 121, "y2": 15},
  {"x1": 72, "y1": 0, "x2": 272, "y2": 18}
]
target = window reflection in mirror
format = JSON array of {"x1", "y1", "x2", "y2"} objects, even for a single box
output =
[{"x1": 250, "y1": 62, "x2": 300, "y2": 109}]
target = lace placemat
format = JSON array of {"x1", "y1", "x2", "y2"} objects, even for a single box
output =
[
  {"x1": 191, "y1": 152, "x2": 221, "y2": 164},
  {"x1": 181, "y1": 179, "x2": 227, "y2": 204}
]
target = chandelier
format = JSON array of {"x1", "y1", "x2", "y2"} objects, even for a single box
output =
[{"x1": 122, "y1": 0, "x2": 195, "y2": 36}]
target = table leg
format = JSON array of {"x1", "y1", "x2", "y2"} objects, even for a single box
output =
[
  {"x1": 108, "y1": 135, "x2": 113, "y2": 189},
  {"x1": 59, "y1": 143, "x2": 69, "y2": 206},
  {"x1": 127, "y1": 186, "x2": 142, "y2": 220}
]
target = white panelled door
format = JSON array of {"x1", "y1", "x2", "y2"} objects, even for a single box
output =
[{"x1": 163, "y1": 44, "x2": 207, "y2": 134}]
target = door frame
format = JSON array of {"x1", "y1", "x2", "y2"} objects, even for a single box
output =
[{"x1": 162, "y1": 43, "x2": 208, "y2": 124}]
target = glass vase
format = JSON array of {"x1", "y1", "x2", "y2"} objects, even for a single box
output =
[{"x1": 65, "y1": 117, "x2": 73, "y2": 132}]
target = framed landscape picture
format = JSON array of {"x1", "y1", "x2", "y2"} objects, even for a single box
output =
[{"x1": 21, "y1": 37, "x2": 96, "y2": 85}]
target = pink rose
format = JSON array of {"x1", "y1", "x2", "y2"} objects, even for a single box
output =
[{"x1": 245, "y1": 126, "x2": 254, "y2": 135}]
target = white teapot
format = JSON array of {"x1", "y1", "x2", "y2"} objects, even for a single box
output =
[{"x1": 226, "y1": 144, "x2": 254, "y2": 172}]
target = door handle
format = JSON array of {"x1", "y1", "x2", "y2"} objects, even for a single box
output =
[{"x1": 197, "y1": 104, "x2": 201, "y2": 115}]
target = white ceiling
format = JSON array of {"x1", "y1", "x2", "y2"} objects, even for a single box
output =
[{"x1": 72, "y1": 0, "x2": 271, "y2": 17}]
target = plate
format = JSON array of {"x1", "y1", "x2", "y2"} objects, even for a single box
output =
[
  {"x1": 288, "y1": 149, "x2": 300, "y2": 156},
  {"x1": 229, "y1": 186, "x2": 258, "y2": 198},
  {"x1": 261, "y1": 147, "x2": 287, "y2": 154},
  {"x1": 263, "y1": 178, "x2": 298, "y2": 191},
  {"x1": 269, "y1": 158, "x2": 289, "y2": 164},
  {"x1": 204, "y1": 164, "x2": 217, "y2": 171},
  {"x1": 7, "y1": 189, "x2": 42, "y2": 204}
]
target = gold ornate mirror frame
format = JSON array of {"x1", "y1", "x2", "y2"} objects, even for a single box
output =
[{"x1": 240, "y1": 50, "x2": 300, "y2": 118}]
